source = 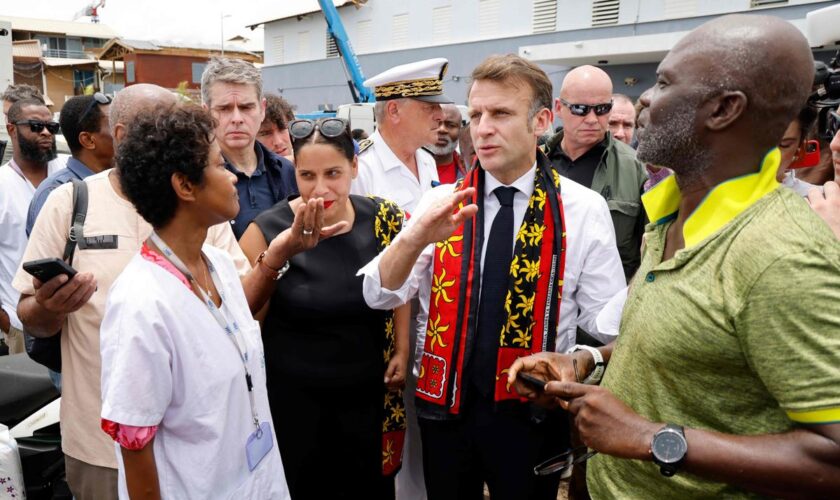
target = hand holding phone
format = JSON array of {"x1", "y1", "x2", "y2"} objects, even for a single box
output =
[
  {"x1": 23, "y1": 258, "x2": 77, "y2": 283},
  {"x1": 517, "y1": 372, "x2": 548, "y2": 393}
]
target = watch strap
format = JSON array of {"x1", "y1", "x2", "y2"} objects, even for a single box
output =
[{"x1": 572, "y1": 344, "x2": 605, "y2": 384}]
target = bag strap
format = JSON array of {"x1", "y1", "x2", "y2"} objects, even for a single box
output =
[{"x1": 63, "y1": 178, "x2": 89, "y2": 264}]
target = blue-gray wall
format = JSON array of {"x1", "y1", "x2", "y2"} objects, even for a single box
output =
[{"x1": 262, "y1": 3, "x2": 836, "y2": 117}]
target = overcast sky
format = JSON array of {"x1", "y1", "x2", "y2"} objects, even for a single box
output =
[{"x1": 2, "y1": 0, "x2": 288, "y2": 49}]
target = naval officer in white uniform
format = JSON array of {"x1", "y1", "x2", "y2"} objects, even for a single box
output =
[
  {"x1": 352, "y1": 58, "x2": 453, "y2": 500},
  {"x1": 352, "y1": 58, "x2": 453, "y2": 214}
]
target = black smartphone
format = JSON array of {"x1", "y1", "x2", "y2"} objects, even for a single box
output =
[
  {"x1": 23, "y1": 258, "x2": 77, "y2": 283},
  {"x1": 517, "y1": 372, "x2": 547, "y2": 392}
]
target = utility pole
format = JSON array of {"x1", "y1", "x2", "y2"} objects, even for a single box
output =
[{"x1": 220, "y1": 13, "x2": 231, "y2": 56}]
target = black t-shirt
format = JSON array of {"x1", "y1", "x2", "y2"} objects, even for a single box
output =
[
  {"x1": 548, "y1": 136, "x2": 608, "y2": 188},
  {"x1": 253, "y1": 195, "x2": 388, "y2": 387}
]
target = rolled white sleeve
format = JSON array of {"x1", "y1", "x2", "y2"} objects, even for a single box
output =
[
  {"x1": 573, "y1": 196, "x2": 626, "y2": 343},
  {"x1": 358, "y1": 184, "x2": 453, "y2": 311}
]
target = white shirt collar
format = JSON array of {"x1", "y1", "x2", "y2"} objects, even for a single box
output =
[
  {"x1": 372, "y1": 130, "x2": 416, "y2": 172},
  {"x1": 484, "y1": 162, "x2": 537, "y2": 200}
]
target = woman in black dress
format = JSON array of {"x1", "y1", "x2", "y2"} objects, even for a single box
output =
[{"x1": 240, "y1": 118, "x2": 409, "y2": 500}]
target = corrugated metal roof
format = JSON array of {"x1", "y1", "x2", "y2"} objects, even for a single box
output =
[
  {"x1": 0, "y1": 15, "x2": 118, "y2": 39},
  {"x1": 245, "y1": 0, "x2": 357, "y2": 28},
  {"x1": 103, "y1": 38, "x2": 256, "y2": 55},
  {"x1": 11, "y1": 40, "x2": 42, "y2": 59},
  {"x1": 118, "y1": 39, "x2": 162, "y2": 51}
]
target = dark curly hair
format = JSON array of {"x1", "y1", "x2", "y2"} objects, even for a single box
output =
[
  {"x1": 263, "y1": 93, "x2": 295, "y2": 130},
  {"x1": 116, "y1": 104, "x2": 215, "y2": 228}
]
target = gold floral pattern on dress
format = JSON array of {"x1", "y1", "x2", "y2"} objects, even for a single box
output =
[{"x1": 370, "y1": 196, "x2": 407, "y2": 474}]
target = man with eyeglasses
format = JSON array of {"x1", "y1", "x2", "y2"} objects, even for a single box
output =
[
  {"x1": 0, "y1": 98, "x2": 62, "y2": 354},
  {"x1": 544, "y1": 66, "x2": 647, "y2": 281}
]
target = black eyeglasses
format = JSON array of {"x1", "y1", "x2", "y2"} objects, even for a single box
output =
[
  {"x1": 14, "y1": 119, "x2": 61, "y2": 135},
  {"x1": 79, "y1": 92, "x2": 112, "y2": 124},
  {"x1": 288, "y1": 118, "x2": 349, "y2": 141},
  {"x1": 828, "y1": 110, "x2": 840, "y2": 139},
  {"x1": 533, "y1": 447, "x2": 598, "y2": 476},
  {"x1": 560, "y1": 98, "x2": 613, "y2": 117}
]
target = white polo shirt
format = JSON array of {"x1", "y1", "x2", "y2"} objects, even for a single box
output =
[
  {"x1": 0, "y1": 160, "x2": 60, "y2": 331},
  {"x1": 350, "y1": 130, "x2": 439, "y2": 215}
]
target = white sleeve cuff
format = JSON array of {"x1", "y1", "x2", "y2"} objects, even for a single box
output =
[{"x1": 358, "y1": 255, "x2": 415, "y2": 310}]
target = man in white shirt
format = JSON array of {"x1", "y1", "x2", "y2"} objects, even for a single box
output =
[
  {"x1": 0, "y1": 98, "x2": 61, "y2": 353},
  {"x1": 351, "y1": 58, "x2": 449, "y2": 214},
  {"x1": 2, "y1": 84, "x2": 68, "y2": 169},
  {"x1": 359, "y1": 55, "x2": 624, "y2": 500},
  {"x1": 351, "y1": 58, "x2": 452, "y2": 499}
]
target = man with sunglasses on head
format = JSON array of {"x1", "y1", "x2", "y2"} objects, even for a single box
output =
[
  {"x1": 0, "y1": 99, "x2": 62, "y2": 354},
  {"x1": 27, "y1": 93, "x2": 114, "y2": 239},
  {"x1": 544, "y1": 66, "x2": 646, "y2": 281},
  {"x1": 201, "y1": 57, "x2": 297, "y2": 240}
]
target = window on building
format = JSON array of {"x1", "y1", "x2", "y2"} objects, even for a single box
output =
[
  {"x1": 82, "y1": 37, "x2": 106, "y2": 49},
  {"x1": 355, "y1": 20, "x2": 372, "y2": 54},
  {"x1": 73, "y1": 69, "x2": 95, "y2": 92},
  {"x1": 191, "y1": 62, "x2": 207, "y2": 84},
  {"x1": 326, "y1": 30, "x2": 339, "y2": 58},
  {"x1": 478, "y1": 0, "x2": 500, "y2": 39},
  {"x1": 273, "y1": 35, "x2": 285, "y2": 63},
  {"x1": 392, "y1": 13, "x2": 409, "y2": 48},
  {"x1": 532, "y1": 0, "x2": 557, "y2": 34},
  {"x1": 126, "y1": 61, "x2": 135, "y2": 83},
  {"x1": 592, "y1": 0, "x2": 620, "y2": 27},
  {"x1": 299, "y1": 30, "x2": 310, "y2": 60},
  {"x1": 663, "y1": 0, "x2": 697, "y2": 19},
  {"x1": 432, "y1": 6, "x2": 453, "y2": 44}
]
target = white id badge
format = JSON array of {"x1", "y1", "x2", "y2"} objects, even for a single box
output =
[{"x1": 245, "y1": 421, "x2": 274, "y2": 472}]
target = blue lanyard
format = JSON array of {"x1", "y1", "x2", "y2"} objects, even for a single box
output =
[{"x1": 149, "y1": 232, "x2": 260, "y2": 431}]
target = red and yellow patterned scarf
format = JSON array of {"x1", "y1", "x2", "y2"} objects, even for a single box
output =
[
  {"x1": 416, "y1": 153, "x2": 566, "y2": 414},
  {"x1": 371, "y1": 197, "x2": 408, "y2": 476}
]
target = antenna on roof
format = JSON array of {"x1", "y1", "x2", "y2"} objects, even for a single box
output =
[{"x1": 72, "y1": 0, "x2": 106, "y2": 24}]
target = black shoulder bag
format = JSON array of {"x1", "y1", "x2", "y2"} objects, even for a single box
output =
[{"x1": 24, "y1": 178, "x2": 89, "y2": 373}]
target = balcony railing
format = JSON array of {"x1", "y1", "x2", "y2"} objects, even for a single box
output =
[{"x1": 42, "y1": 48, "x2": 92, "y2": 59}]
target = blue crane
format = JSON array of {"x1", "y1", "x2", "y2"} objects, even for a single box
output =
[{"x1": 318, "y1": 0, "x2": 375, "y2": 104}]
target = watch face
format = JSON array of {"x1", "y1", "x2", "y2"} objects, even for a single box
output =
[{"x1": 652, "y1": 431, "x2": 687, "y2": 464}]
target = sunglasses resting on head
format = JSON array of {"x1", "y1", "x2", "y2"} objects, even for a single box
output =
[{"x1": 288, "y1": 118, "x2": 350, "y2": 142}]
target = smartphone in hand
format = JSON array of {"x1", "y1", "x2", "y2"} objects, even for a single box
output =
[
  {"x1": 23, "y1": 258, "x2": 77, "y2": 283},
  {"x1": 517, "y1": 372, "x2": 547, "y2": 392}
]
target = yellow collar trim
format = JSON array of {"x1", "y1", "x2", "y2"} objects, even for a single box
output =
[{"x1": 641, "y1": 148, "x2": 781, "y2": 248}]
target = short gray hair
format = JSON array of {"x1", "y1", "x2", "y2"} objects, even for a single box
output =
[{"x1": 200, "y1": 57, "x2": 262, "y2": 106}]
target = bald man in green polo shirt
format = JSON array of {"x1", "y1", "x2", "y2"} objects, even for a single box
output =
[{"x1": 508, "y1": 14, "x2": 840, "y2": 499}]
